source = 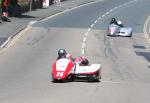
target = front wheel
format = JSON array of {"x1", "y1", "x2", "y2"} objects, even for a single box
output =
[{"x1": 67, "y1": 74, "x2": 74, "y2": 82}]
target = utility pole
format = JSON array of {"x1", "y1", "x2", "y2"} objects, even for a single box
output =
[{"x1": 29, "y1": 0, "x2": 33, "y2": 12}]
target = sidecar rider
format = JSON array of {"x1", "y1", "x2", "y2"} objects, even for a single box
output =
[
  {"x1": 75, "y1": 56, "x2": 89, "y2": 66},
  {"x1": 109, "y1": 18, "x2": 118, "y2": 25},
  {"x1": 57, "y1": 49, "x2": 72, "y2": 60}
]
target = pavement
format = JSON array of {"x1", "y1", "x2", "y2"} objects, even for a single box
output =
[{"x1": 0, "y1": 0, "x2": 99, "y2": 48}]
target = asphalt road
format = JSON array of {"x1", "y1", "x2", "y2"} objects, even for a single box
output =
[{"x1": 0, "y1": 0, "x2": 150, "y2": 103}]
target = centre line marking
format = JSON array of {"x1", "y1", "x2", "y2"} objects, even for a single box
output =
[
  {"x1": 106, "y1": 12, "x2": 109, "y2": 15},
  {"x1": 94, "y1": 20, "x2": 98, "y2": 24},
  {"x1": 82, "y1": 43, "x2": 85, "y2": 48},
  {"x1": 98, "y1": 17, "x2": 101, "y2": 20},
  {"x1": 101, "y1": 14, "x2": 105, "y2": 17},
  {"x1": 91, "y1": 24, "x2": 94, "y2": 27},
  {"x1": 88, "y1": 28, "x2": 91, "y2": 32},
  {"x1": 83, "y1": 37, "x2": 86, "y2": 42},
  {"x1": 85, "y1": 32, "x2": 88, "y2": 36},
  {"x1": 109, "y1": 9, "x2": 113, "y2": 12}
]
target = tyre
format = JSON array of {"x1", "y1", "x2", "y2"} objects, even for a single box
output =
[
  {"x1": 88, "y1": 74, "x2": 100, "y2": 82},
  {"x1": 67, "y1": 74, "x2": 74, "y2": 82},
  {"x1": 129, "y1": 32, "x2": 132, "y2": 37}
]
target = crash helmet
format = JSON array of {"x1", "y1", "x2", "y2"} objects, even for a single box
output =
[
  {"x1": 111, "y1": 18, "x2": 116, "y2": 22},
  {"x1": 80, "y1": 56, "x2": 89, "y2": 66},
  {"x1": 117, "y1": 21, "x2": 122, "y2": 25},
  {"x1": 58, "y1": 49, "x2": 66, "y2": 57}
]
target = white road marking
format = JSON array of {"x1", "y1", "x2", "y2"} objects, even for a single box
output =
[
  {"x1": 106, "y1": 12, "x2": 109, "y2": 15},
  {"x1": 101, "y1": 14, "x2": 105, "y2": 18},
  {"x1": 88, "y1": 28, "x2": 91, "y2": 32},
  {"x1": 90, "y1": 24, "x2": 94, "y2": 27},
  {"x1": 118, "y1": 5, "x2": 122, "y2": 8},
  {"x1": 81, "y1": 49, "x2": 85, "y2": 55},
  {"x1": 83, "y1": 37, "x2": 87, "y2": 42},
  {"x1": 98, "y1": 17, "x2": 101, "y2": 20},
  {"x1": 85, "y1": 32, "x2": 88, "y2": 36},
  {"x1": 82, "y1": 43, "x2": 85, "y2": 48},
  {"x1": 114, "y1": 6, "x2": 118, "y2": 10},
  {"x1": 109, "y1": 9, "x2": 113, "y2": 12},
  {"x1": 122, "y1": 3, "x2": 127, "y2": 6},
  {"x1": 94, "y1": 20, "x2": 98, "y2": 24}
]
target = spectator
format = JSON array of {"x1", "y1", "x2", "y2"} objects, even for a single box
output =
[{"x1": 1, "y1": 0, "x2": 11, "y2": 22}]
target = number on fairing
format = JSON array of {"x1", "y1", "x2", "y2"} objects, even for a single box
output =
[{"x1": 56, "y1": 72, "x2": 64, "y2": 77}]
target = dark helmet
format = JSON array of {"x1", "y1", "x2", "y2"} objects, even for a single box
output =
[
  {"x1": 80, "y1": 56, "x2": 89, "y2": 66},
  {"x1": 58, "y1": 49, "x2": 66, "y2": 57},
  {"x1": 111, "y1": 18, "x2": 116, "y2": 22}
]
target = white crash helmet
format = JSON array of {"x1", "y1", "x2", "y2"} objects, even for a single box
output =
[{"x1": 117, "y1": 21, "x2": 122, "y2": 25}]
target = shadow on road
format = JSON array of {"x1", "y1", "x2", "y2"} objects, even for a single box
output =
[
  {"x1": 135, "y1": 51, "x2": 150, "y2": 62},
  {"x1": 15, "y1": 15, "x2": 37, "y2": 19},
  {"x1": 133, "y1": 45, "x2": 146, "y2": 49}
]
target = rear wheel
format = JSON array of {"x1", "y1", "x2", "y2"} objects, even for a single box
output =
[
  {"x1": 88, "y1": 73, "x2": 100, "y2": 82},
  {"x1": 51, "y1": 75, "x2": 62, "y2": 83},
  {"x1": 129, "y1": 32, "x2": 132, "y2": 37}
]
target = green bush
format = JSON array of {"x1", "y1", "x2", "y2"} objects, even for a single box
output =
[
  {"x1": 18, "y1": 2, "x2": 29, "y2": 13},
  {"x1": 8, "y1": 0, "x2": 43, "y2": 17}
]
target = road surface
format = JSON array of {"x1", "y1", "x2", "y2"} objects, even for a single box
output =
[{"x1": 0, "y1": 0, "x2": 150, "y2": 103}]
